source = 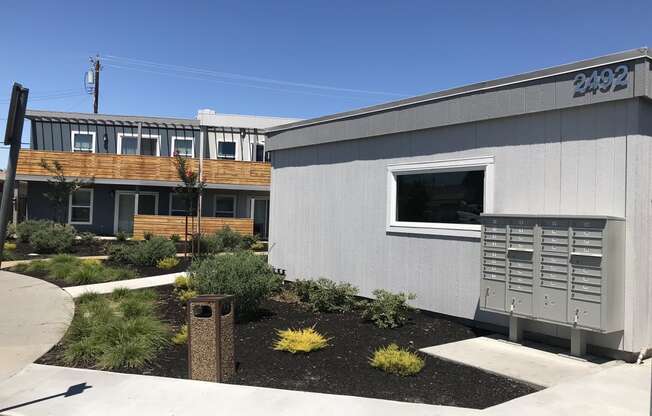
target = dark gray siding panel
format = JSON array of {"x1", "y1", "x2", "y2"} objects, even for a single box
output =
[{"x1": 267, "y1": 60, "x2": 645, "y2": 151}]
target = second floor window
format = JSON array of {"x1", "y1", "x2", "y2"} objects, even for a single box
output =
[
  {"x1": 253, "y1": 143, "x2": 265, "y2": 162},
  {"x1": 218, "y1": 142, "x2": 236, "y2": 160},
  {"x1": 71, "y1": 131, "x2": 95, "y2": 153},
  {"x1": 172, "y1": 137, "x2": 194, "y2": 157},
  {"x1": 118, "y1": 133, "x2": 160, "y2": 156}
]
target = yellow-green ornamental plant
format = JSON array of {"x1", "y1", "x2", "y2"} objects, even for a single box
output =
[
  {"x1": 273, "y1": 327, "x2": 330, "y2": 353},
  {"x1": 157, "y1": 256, "x2": 180, "y2": 270},
  {"x1": 370, "y1": 344, "x2": 425, "y2": 376}
]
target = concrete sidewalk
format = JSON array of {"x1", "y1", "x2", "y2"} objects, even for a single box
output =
[
  {"x1": 421, "y1": 336, "x2": 612, "y2": 388},
  {"x1": 64, "y1": 272, "x2": 185, "y2": 298},
  {"x1": 485, "y1": 360, "x2": 651, "y2": 415},
  {"x1": 0, "y1": 364, "x2": 479, "y2": 416},
  {"x1": 0, "y1": 272, "x2": 74, "y2": 382}
]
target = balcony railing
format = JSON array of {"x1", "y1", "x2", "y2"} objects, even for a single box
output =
[{"x1": 16, "y1": 150, "x2": 270, "y2": 186}]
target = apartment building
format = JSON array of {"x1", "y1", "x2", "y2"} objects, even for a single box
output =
[{"x1": 16, "y1": 109, "x2": 299, "y2": 238}]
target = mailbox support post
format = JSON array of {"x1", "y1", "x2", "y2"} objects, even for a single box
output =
[
  {"x1": 571, "y1": 327, "x2": 587, "y2": 357},
  {"x1": 509, "y1": 315, "x2": 523, "y2": 343}
]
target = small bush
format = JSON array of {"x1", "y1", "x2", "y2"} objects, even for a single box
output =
[
  {"x1": 189, "y1": 251, "x2": 281, "y2": 318},
  {"x1": 170, "y1": 234, "x2": 181, "y2": 243},
  {"x1": 156, "y1": 256, "x2": 180, "y2": 270},
  {"x1": 4, "y1": 242, "x2": 16, "y2": 251},
  {"x1": 63, "y1": 288, "x2": 169, "y2": 370},
  {"x1": 251, "y1": 241, "x2": 267, "y2": 252},
  {"x1": 273, "y1": 327, "x2": 329, "y2": 353},
  {"x1": 1, "y1": 251, "x2": 16, "y2": 261},
  {"x1": 173, "y1": 275, "x2": 196, "y2": 302},
  {"x1": 143, "y1": 231, "x2": 154, "y2": 241},
  {"x1": 29, "y1": 223, "x2": 76, "y2": 253},
  {"x1": 115, "y1": 231, "x2": 127, "y2": 242},
  {"x1": 78, "y1": 232, "x2": 96, "y2": 245},
  {"x1": 129, "y1": 237, "x2": 177, "y2": 267},
  {"x1": 362, "y1": 289, "x2": 416, "y2": 329},
  {"x1": 293, "y1": 278, "x2": 359, "y2": 313},
  {"x1": 172, "y1": 325, "x2": 188, "y2": 345},
  {"x1": 174, "y1": 275, "x2": 192, "y2": 290},
  {"x1": 6, "y1": 222, "x2": 16, "y2": 239},
  {"x1": 370, "y1": 344, "x2": 424, "y2": 376},
  {"x1": 13, "y1": 254, "x2": 134, "y2": 285},
  {"x1": 199, "y1": 226, "x2": 252, "y2": 254},
  {"x1": 16, "y1": 219, "x2": 55, "y2": 243},
  {"x1": 108, "y1": 244, "x2": 132, "y2": 264}
]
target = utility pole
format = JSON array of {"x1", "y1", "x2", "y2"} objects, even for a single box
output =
[{"x1": 91, "y1": 55, "x2": 101, "y2": 114}]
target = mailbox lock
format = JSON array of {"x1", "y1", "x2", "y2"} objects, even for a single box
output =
[
  {"x1": 510, "y1": 298, "x2": 516, "y2": 312},
  {"x1": 574, "y1": 309, "x2": 580, "y2": 324}
]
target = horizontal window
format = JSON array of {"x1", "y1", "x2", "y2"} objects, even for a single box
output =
[
  {"x1": 387, "y1": 157, "x2": 494, "y2": 238},
  {"x1": 214, "y1": 195, "x2": 235, "y2": 218},
  {"x1": 69, "y1": 189, "x2": 93, "y2": 224},
  {"x1": 118, "y1": 133, "x2": 160, "y2": 156},
  {"x1": 218, "y1": 141, "x2": 236, "y2": 159},
  {"x1": 396, "y1": 170, "x2": 484, "y2": 224},
  {"x1": 71, "y1": 131, "x2": 95, "y2": 153}
]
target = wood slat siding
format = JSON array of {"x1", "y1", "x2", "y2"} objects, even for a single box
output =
[
  {"x1": 132, "y1": 215, "x2": 253, "y2": 240},
  {"x1": 16, "y1": 150, "x2": 270, "y2": 186}
]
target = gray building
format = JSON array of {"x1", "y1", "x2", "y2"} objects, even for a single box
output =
[{"x1": 264, "y1": 48, "x2": 652, "y2": 360}]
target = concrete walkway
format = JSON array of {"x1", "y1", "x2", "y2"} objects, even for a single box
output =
[
  {"x1": 420, "y1": 336, "x2": 613, "y2": 388},
  {"x1": 64, "y1": 272, "x2": 186, "y2": 298},
  {"x1": 485, "y1": 360, "x2": 651, "y2": 415},
  {"x1": 0, "y1": 272, "x2": 74, "y2": 383},
  {"x1": 0, "y1": 364, "x2": 479, "y2": 416}
]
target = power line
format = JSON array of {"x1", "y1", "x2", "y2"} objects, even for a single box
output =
[
  {"x1": 103, "y1": 54, "x2": 407, "y2": 98},
  {"x1": 104, "y1": 63, "x2": 386, "y2": 101}
]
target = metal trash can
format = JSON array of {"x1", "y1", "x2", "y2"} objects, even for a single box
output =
[{"x1": 187, "y1": 294, "x2": 235, "y2": 382}]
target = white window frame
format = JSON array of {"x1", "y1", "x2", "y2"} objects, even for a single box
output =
[
  {"x1": 117, "y1": 132, "x2": 161, "y2": 156},
  {"x1": 217, "y1": 141, "x2": 237, "y2": 160},
  {"x1": 68, "y1": 188, "x2": 94, "y2": 225},
  {"x1": 214, "y1": 194, "x2": 236, "y2": 218},
  {"x1": 386, "y1": 156, "x2": 494, "y2": 238},
  {"x1": 71, "y1": 131, "x2": 96, "y2": 153},
  {"x1": 171, "y1": 136, "x2": 195, "y2": 158}
]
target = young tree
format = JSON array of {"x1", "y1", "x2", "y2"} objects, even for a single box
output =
[
  {"x1": 39, "y1": 159, "x2": 94, "y2": 224},
  {"x1": 172, "y1": 152, "x2": 205, "y2": 255}
]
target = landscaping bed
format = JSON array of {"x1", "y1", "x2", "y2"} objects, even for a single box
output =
[
  {"x1": 38, "y1": 284, "x2": 536, "y2": 408},
  {"x1": 11, "y1": 256, "x2": 190, "y2": 288}
]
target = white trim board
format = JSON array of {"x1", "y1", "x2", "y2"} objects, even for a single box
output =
[{"x1": 385, "y1": 156, "x2": 494, "y2": 238}]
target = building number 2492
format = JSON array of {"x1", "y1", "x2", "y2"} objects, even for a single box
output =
[{"x1": 573, "y1": 65, "x2": 628, "y2": 95}]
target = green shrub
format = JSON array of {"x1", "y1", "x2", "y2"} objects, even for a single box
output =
[
  {"x1": 174, "y1": 275, "x2": 192, "y2": 290},
  {"x1": 13, "y1": 254, "x2": 134, "y2": 285},
  {"x1": 6, "y1": 222, "x2": 16, "y2": 239},
  {"x1": 63, "y1": 288, "x2": 168, "y2": 370},
  {"x1": 370, "y1": 344, "x2": 424, "y2": 376},
  {"x1": 78, "y1": 232, "x2": 96, "y2": 245},
  {"x1": 199, "y1": 226, "x2": 252, "y2": 254},
  {"x1": 170, "y1": 234, "x2": 181, "y2": 243},
  {"x1": 16, "y1": 219, "x2": 55, "y2": 243},
  {"x1": 273, "y1": 327, "x2": 329, "y2": 353},
  {"x1": 171, "y1": 325, "x2": 188, "y2": 345},
  {"x1": 115, "y1": 231, "x2": 127, "y2": 242},
  {"x1": 189, "y1": 251, "x2": 281, "y2": 318},
  {"x1": 173, "y1": 275, "x2": 196, "y2": 302},
  {"x1": 108, "y1": 244, "x2": 132, "y2": 264},
  {"x1": 156, "y1": 256, "x2": 180, "y2": 270},
  {"x1": 129, "y1": 237, "x2": 177, "y2": 267},
  {"x1": 29, "y1": 223, "x2": 76, "y2": 253},
  {"x1": 4, "y1": 242, "x2": 16, "y2": 251},
  {"x1": 361, "y1": 289, "x2": 416, "y2": 329},
  {"x1": 293, "y1": 278, "x2": 358, "y2": 313},
  {"x1": 143, "y1": 231, "x2": 154, "y2": 241}
]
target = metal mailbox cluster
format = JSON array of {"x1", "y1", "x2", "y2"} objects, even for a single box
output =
[{"x1": 480, "y1": 214, "x2": 625, "y2": 333}]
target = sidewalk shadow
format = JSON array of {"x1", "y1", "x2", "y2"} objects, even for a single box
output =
[{"x1": 0, "y1": 382, "x2": 92, "y2": 413}]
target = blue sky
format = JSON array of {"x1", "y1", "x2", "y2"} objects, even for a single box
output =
[{"x1": 1, "y1": 0, "x2": 651, "y2": 165}]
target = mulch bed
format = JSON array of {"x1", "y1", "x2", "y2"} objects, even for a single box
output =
[
  {"x1": 12, "y1": 258, "x2": 191, "y2": 288},
  {"x1": 39, "y1": 285, "x2": 536, "y2": 408}
]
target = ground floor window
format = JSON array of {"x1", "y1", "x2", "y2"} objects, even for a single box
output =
[
  {"x1": 214, "y1": 195, "x2": 236, "y2": 217},
  {"x1": 170, "y1": 193, "x2": 197, "y2": 216},
  {"x1": 386, "y1": 156, "x2": 494, "y2": 237},
  {"x1": 69, "y1": 188, "x2": 93, "y2": 224}
]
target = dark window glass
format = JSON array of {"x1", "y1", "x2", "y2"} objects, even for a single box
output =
[
  {"x1": 218, "y1": 142, "x2": 236, "y2": 159},
  {"x1": 396, "y1": 170, "x2": 484, "y2": 224},
  {"x1": 140, "y1": 137, "x2": 158, "y2": 156},
  {"x1": 255, "y1": 144, "x2": 265, "y2": 162}
]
